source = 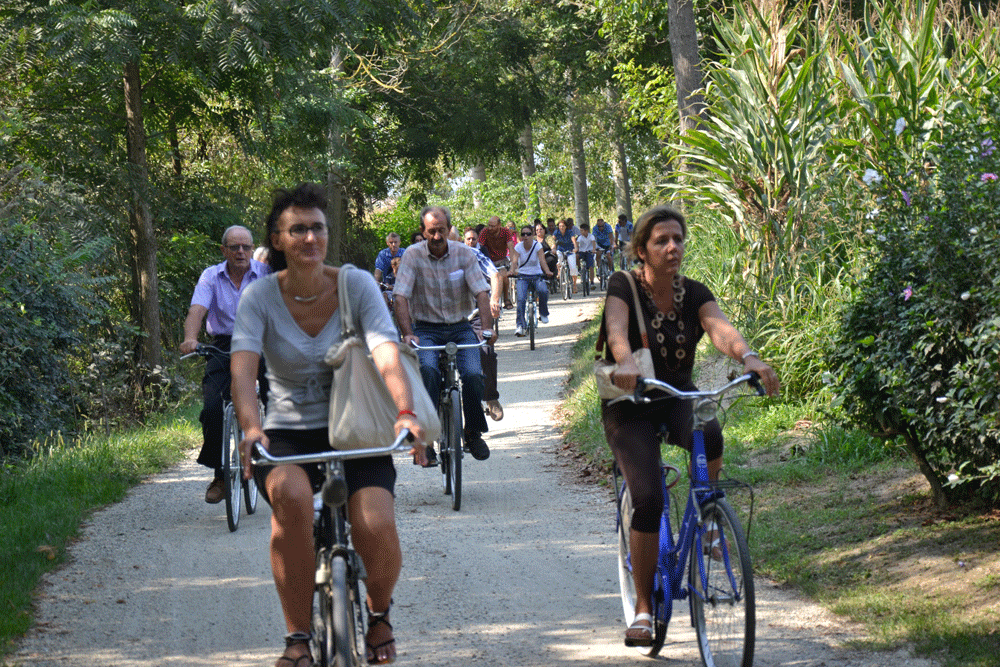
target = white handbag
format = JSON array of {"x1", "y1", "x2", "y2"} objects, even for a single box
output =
[
  {"x1": 594, "y1": 271, "x2": 656, "y2": 401},
  {"x1": 325, "y1": 265, "x2": 440, "y2": 450}
]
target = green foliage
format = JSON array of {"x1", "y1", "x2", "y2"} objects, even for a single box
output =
[
  {"x1": 0, "y1": 413, "x2": 194, "y2": 650},
  {"x1": 829, "y1": 102, "x2": 1000, "y2": 503},
  {"x1": 0, "y1": 170, "x2": 115, "y2": 455}
]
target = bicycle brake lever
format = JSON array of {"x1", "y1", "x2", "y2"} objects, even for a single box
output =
[{"x1": 747, "y1": 371, "x2": 766, "y2": 396}]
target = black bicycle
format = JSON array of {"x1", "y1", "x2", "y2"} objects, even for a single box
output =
[
  {"x1": 579, "y1": 251, "x2": 592, "y2": 297},
  {"x1": 558, "y1": 250, "x2": 574, "y2": 300},
  {"x1": 182, "y1": 344, "x2": 261, "y2": 532},
  {"x1": 598, "y1": 247, "x2": 614, "y2": 291},
  {"x1": 410, "y1": 339, "x2": 487, "y2": 511},
  {"x1": 254, "y1": 430, "x2": 413, "y2": 667},
  {"x1": 515, "y1": 275, "x2": 540, "y2": 350}
]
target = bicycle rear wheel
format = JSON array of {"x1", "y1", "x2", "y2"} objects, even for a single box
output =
[
  {"x1": 689, "y1": 498, "x2": 755, "y2": 667},
  {"x1": 617, "y1": 484, "x2": 667, "y2": 657},
  {"x1": 448, "y1": 387, "x2": 463, "y2": 511},
  {"x1": 222, "y1": 403, "x2": 242, "y2": 532}
]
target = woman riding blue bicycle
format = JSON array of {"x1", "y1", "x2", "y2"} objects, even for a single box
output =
[{"x1": 599, "y1": 204, "x2": 779, "y2": 648}]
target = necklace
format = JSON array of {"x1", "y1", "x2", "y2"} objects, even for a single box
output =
[
  {"x1": 292, "y1": 294, "x2": 320, "y2": 303},
  {"x1": 638, "y1": 271, "x2": 688, "y2": 368}
]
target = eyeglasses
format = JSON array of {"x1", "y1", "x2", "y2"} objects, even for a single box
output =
[
  {"x1": 284, "y1": 223, "x2": 328, "y2": 238},
  {"x1": 521, "y1": 232, "x2": 532, "y2": 236},
  {"x1": 225, "y1": 244, "x2": 253, "y2": 252}
]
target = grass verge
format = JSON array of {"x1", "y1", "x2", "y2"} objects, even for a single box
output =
[
  {"x1": 560, "y1": 309, "x2": 999, "y2": 667},
  {"x1": 0, "y1": 407, "x2": 197, "y2": 655}
]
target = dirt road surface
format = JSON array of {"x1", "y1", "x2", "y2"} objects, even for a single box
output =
[{"x1": 12, "y1": 288, "x2": 939, "y2": 667}]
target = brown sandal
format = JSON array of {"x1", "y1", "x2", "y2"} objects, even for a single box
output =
[
  {"x1": 276, "y1": 632, "x2": 313, "y2": 667},
  {"x1": 366, "y1": 602, "x2": 396, "y2": 665}
]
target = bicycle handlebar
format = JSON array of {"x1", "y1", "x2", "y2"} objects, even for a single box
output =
[
  {"x1": 629, "y1": 372, "x2": 766, "y2": 405},
  {"x1": 409, "y1": 340, "x2": 488, "y2": 352},
  {"x1": 180, "y1": 343, "x2": 230, "y2": 361},
  {"x1": 253, "y1": 429, "x2": 414, "y2": 465}
]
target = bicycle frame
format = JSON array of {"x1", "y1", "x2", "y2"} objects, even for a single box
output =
[
  {"x1": 615, "y1": 374, "x2": 763, "y2": 662},
  {"x1": 254, "y1": 432, "x2": 412, "y2": 667},
  {"x1": 410, "y1": 339, "x2": 487, "y2": 510}
]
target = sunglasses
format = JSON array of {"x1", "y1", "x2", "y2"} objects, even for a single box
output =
[{"x1": 225, "y1": 244, "x2": 253, "y2": 252}]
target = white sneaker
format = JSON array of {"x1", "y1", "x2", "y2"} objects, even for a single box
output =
[
  {"x1": 515, "y1": 326, "x2": 526, "y2": 337},
  {"x1": 539, "y1": 315, "x2": 549, "y2": 324}
]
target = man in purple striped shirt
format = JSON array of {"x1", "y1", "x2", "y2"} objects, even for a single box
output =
[{"x1": 180, "y1": 225, "x2": 270, "y2": 503}]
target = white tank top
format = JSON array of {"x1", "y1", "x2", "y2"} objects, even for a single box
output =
[{"x1": 516, "y1": 240, "x2": 544, "y2": 276}]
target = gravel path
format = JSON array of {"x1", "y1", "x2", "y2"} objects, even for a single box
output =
[{"x1": 12, "y1": 289, "x2": 940, "y2": 667}]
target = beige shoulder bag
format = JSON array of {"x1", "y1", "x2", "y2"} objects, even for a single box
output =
[
  {"x1": 594, "y1": 270, "x2": 656, "y2": 401},
  {"x1": 325, "y1": 265, "x2": 440, "y2": 450}
]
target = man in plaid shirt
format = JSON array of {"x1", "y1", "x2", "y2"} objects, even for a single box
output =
[{"x1": 394, "y1": 207, "x2": 495, "y2": 464}]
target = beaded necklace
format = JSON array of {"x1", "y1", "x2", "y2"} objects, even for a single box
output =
[{"x1": 636, "y1": 270, "x2": 687, "y2": 368}]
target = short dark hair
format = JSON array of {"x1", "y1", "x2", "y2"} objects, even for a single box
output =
[
  {"x1": 618, "y1": 213, "x2": 627, "y2": 223},
  {"x1": 264, "y1": 183, "x2": 328, "y2": 271},
  {"x1": 580, "y1": 222, "x2": 590, "y2": 231},
  {"x1": 419, "y1": 206, "x2": 451, "y2": 231}
]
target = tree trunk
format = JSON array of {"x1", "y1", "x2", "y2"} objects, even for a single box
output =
[
  {"x1": 168, "y1": 114, "x2": 182, "y2": 178},
  {"x1": 518, "y1": 117, "x2": 539, "y2": 219},
  {"x1": 123, "y1": 58, "x2": 162, "y2": 376},
  {"x1": 901, "y1": 426, "x2": 950, "y2": 509},
  {"x1": 668, "y1": 0, "x2": 707, "y2": 137},
  {"x1": 471, "y1": 160, "x2": 486, "y2": 209},
  {"x1": 325, "y1": 171, "x2": 347, "y2": 266},
  {"x1": 605, "y1": 87, "x2": 633, "y2": 223},
  {"x1": 325, "y1": 47, "x2": 348, "y2": 266},
  {"x1": 568, "y1": 94, "x2": 589, "y2": 228}
]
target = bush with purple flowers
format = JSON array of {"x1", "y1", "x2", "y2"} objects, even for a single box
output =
[{"x1": 828, "y1": 101, "x2": 1000, "y2": 506}]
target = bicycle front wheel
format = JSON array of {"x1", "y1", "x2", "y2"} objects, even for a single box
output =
[
  {"x1": 448, "y1": 387, "x2": 463, "y2": 511},
  {"x1": 222, "y1": 403, "x2": 242, "y2": 532},
  {"x1": 617, "y1": 484, "x2": 667, "y2": 657},
  {"x1": 689, "y1": 498, "x2": 755, "y2": 667},
  {"x1": 528, "y1": 298, "x2": 536, "y2": 350},
  {"x1": 243, "y1": 399, "x2": 263, "y2": 514}
]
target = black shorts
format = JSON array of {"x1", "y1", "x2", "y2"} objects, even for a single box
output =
[{"x1": 253, "y1": 428, "x2": 397, "y2": 505}]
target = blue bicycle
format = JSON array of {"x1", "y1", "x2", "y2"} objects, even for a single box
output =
[{"x1": 614, "y1": 373, "x2": 764, "y2": 666}]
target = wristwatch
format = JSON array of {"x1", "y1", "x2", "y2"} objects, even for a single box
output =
[{"x1": 482, "y1": 329, "x2": 495, "y2": 339}]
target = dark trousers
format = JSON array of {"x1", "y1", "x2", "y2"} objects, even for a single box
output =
[
  {"x1": 469, "y1": 312, "x2": 499, "y2": 402},
  {"x1": 413, "y1": 321, "x2": 489, "y2": 436},
  {"x1": 196, "y1": 335, "x2": 268, "y2": 472}
]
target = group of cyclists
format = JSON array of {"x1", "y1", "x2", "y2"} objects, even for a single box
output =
[{"x1": 186, "y1": 195, "x2": 787, "y2": 666}]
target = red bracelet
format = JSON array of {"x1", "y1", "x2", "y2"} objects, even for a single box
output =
[{"x1": 398, "y1": 409, "x2": 417, "y2": 419}]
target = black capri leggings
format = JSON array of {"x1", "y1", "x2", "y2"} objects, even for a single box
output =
[{"x1": 602, "y1": 397, "x2": 722, "y2": 533}]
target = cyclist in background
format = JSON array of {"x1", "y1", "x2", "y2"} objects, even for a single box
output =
[
  {"x1": 576, "y1": 222, "x2": 597, "y2": 290},
  {"x1": 510, "y1": 224, "x2": 553, "y2": 337},
  {"x1": 463, "y1": 226, "x2": 505, "y2": 422},
  {"x1": 478, "y1": 215, "x2": 517, "y2": 310},
  {"x1": 553, "y1": 217, "x2": 579, "y2": 294},
  {"x1": 592, "y1": 217, "x2": 615, "y2": 278},
  {"x1": 535, "y1": 222, "x2": 558, "y2": 278},
  {"x1": 615, "y1": 213, "x2": 633, "y2": 261},
  {"x1": 395, "y1": 207, "x2": 494, "y2": 464},
  {"x1": 180, "y1": 225, "x2": 270, "y2": 504}
]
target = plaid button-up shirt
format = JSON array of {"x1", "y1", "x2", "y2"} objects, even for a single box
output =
[{"x1": 393, "y1": 240, "x2": 490, "y2": 324}]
